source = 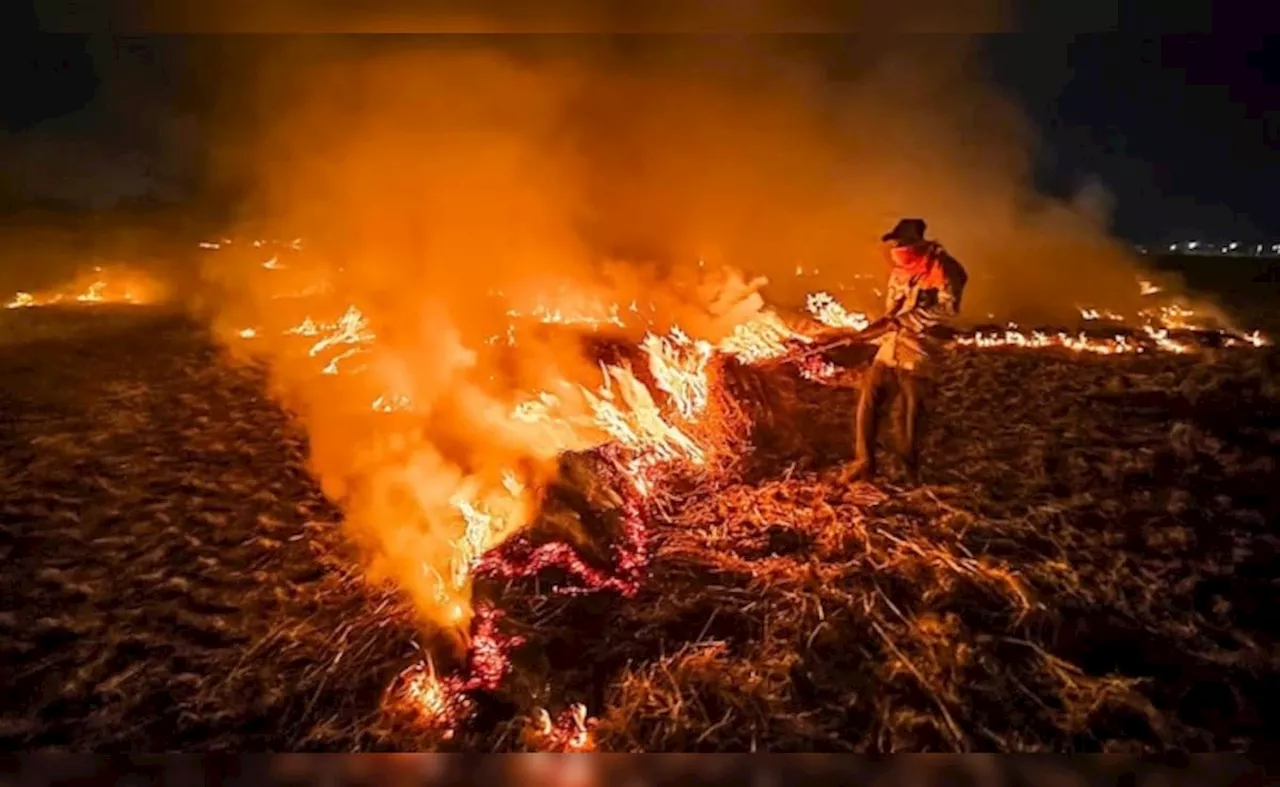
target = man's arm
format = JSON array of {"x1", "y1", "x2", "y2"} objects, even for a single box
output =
[
  {"x1": 852, "y1": 313, "x2": 900, "y2": 343},
  {"x1": 789, "y1": 308, "x2": 900, "y2": 360}
]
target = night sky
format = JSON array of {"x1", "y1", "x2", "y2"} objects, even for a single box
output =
[
  {"x1": 987, "y1": 34, "x2": 1280, "y2": 244},
  {"x1": 2, "y1": 31, "x2": 1276, "y2": 244}
]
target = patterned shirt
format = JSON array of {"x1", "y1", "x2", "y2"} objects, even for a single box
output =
[{"x1": 873, "y1": 242, "x2": 964, "y2": 371}]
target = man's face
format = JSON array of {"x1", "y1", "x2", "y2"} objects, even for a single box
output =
[{"x1": 886, "y1": 238, "x2": 914, "y2": 265}]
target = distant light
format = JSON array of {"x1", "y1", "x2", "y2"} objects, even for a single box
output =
[
  {"x1": 1188, "y1": 241, "x2": 1198, "y2": 249},
  {"x1": 1169, "y1": 243, "x2": 1178, "y2": 251},
  {"x1": 1230, "y1": 241, "x2": 1239, "y2": 249}
]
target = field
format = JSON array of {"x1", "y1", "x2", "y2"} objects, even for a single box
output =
[{"x1": 1, "y1": 287, "x2": 1278, "y2": 752}]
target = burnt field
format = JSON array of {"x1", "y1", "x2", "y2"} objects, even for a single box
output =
[{"x1": 1, "y1": 305, "x2": 1278, "y2": 752}]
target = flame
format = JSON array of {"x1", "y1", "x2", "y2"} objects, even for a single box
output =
[
  {"x1": 4, "y1": 268, "x2": 161, "y2": 309},
  {"x1": 371, "y1": 394, "x2": 412, "y2": 413},
  {"x1": 530, "y1": 703, "x2": 597, "y2": 752},
  {"x1": 643, "y1": 328, "x2": 713, "y2": 421},
  {"x1": 1239, "y1": 330, "x2": 1269, "y2": 348},
  {"x1": 76, "y1": 281, "x2": 106, "y2": 303},
  {"x1": 507, "y1": 302, "x2": 627, "y2": 330},
  {"x1": 806, "y1": 290, "x2": 870, "y2": 331},
  {"x1": 286, "y1": 316, "x2": 326, "y2": 337},
  {"x1": 395, "y1": 659, "x2": 468, "y2": 738},
  {"x1": 1142, "y1": 303, "x2": 1198, "y2": 331},
  {"x1": 394, "y1": 604, "x2": 526, "y2": 731},
  {"x1": 1140, "y1": 325, "x2": 1193, "y2": 354},
  {"x1": 583, "y1": 363, "x2": 705, "y2": 467},
  {"x1": 321, "y1": 347, "x2": 366, "y2": 375},
  {"x1": 226, "y1": 260, "x2": 1271, "y2": 652},
  {"x1": 207, "y1": 236, "x2": 1272, "y2": 746},
  {"x1": 307, "y1": 305, "x2": 376, "y2": 358},
  {"x1": 717, "y1": 311, "x2": 807, "y2": 364}
]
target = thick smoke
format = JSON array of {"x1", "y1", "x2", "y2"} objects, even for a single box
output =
[{"x1": 199, "y1": 32, "x2": 1163, "y2": 639}]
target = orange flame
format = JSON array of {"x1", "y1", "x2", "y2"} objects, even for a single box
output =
[{"x1": 4, "y1": 267, "x2": 163, "y2": 309}]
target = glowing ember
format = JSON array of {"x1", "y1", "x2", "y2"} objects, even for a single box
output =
[
  {"x1": 530, "y1": 704, "x2": 597, "y2": 752},
  {"x1": 393, "y1": 603, "x2": 528, "y2": 734},
  {"x1": 396, "y1": 660, "x2": 468, "y2": 738},
  {"x1": 798, "y1": 355, "x2": 839, "y2": 382},
  {"x1": 238, "y1": 328, "x2": 258, "y2": 339}
]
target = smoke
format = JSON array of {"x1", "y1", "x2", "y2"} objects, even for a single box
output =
[{"x1": 197, "y1": 29, "x2": 1161, "y2": 638}]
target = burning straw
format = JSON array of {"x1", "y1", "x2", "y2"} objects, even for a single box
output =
[
  {"x1": 174, "y1": 36, "x2": 1273, "y2": 749},
  {"x1": 198, "y1": 231, "x2": 1268, "y2": 746}
]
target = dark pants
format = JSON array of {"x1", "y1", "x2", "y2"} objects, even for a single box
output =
[{"x1": 853, "y1": 361, "x2": 928, "y2": 478}]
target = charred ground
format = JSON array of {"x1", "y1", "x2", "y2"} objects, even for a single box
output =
[{"x1": 1, "y1": 301, "x2": 1278, "y2": 751}]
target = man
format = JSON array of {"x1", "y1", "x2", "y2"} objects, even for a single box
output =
[{"x1": 844, "y1": 218, "x2": 966, "y2": 484}]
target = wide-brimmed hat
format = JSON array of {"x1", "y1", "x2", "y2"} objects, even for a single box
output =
[{"x1": 881, "y1": 218, "x2": 927, "y2": 243}]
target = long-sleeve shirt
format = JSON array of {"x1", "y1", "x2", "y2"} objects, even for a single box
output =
[{"x1": 873, "y1": 243, "x2": 964, "y2": 371}]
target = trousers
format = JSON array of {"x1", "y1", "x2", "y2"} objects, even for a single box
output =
[{"x1": 853, "y1": 361, "x2": 929, "y2": 477}]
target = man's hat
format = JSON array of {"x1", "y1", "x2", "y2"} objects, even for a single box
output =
[{"x1": 881, "y1": 218, "x2": 927, "y2": 243}]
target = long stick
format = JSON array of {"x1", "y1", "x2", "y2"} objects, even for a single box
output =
[{"x1": 785, "y1": 335, "x2": 859, "y2": 362}]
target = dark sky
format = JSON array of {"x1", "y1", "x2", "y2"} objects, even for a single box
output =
[
  {"x1": 2, "y1": 32, "x2": 1277, "y2": 243},
  {"x1": 985, "y1": 34, "x2": 1280, "y2": 243}
]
